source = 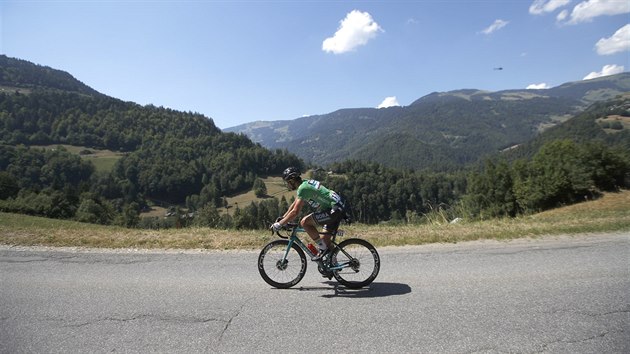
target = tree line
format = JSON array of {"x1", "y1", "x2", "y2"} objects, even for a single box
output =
[{"x1": 1, "y1": 138, "x2": 627, "y2": 229}]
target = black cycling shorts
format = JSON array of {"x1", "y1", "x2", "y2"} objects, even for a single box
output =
[{"x1": 312, "y1": 206, "x2": 344, "y2": 232}]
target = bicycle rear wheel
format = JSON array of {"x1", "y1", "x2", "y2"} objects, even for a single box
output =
[
  {"x1": 330, "y1": 238, "x2": 380, "y2": 289},
  {"x1": 258, "y1": 239, "x2": 307, "y2": 289}
]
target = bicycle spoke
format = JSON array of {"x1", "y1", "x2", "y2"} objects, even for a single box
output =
[
  {"x1": 330, "y1": 239, "x2": 379, "y2": 288},
  {"x1": 258, "y1": 239, "x2": 307, "y2": 289}
]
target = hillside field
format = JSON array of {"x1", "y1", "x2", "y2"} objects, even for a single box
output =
[
  {"x1": 222, "y1": 175, "x2": 296, "y2": 215},
  {"x1": 33, "y1": 144, "x2": 125, "y2": 172}
]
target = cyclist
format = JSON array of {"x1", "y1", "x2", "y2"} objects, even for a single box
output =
[{"x1": 271, "y1": 167, "x2": 348, "y2": 261}]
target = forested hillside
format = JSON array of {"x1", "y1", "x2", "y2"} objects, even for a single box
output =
[
  {"x1": 0, "y1": 55, "x2": 301, "y2": 226},
  {"x1": 465, "y1": 94, "x2": 630, "y2": 218},
  {"x1": 0, "y1": 56, "x2": 99, "y2": 96}
]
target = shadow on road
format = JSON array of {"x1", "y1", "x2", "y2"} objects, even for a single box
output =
[
  {"x1": 324, "y1": 282, "x2": 412, "y2": 298},
  {"x1": 277, "y1": 282, "x2": 412, "y2": 298}
]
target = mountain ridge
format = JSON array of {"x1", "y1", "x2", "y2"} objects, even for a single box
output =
[{"x1": 225, "y1": 73, "x2": 630, "y2": 169}]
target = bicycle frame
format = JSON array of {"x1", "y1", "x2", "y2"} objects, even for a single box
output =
[{"x1": 279, "y1": 225, "x2": 350, "y2": 272}]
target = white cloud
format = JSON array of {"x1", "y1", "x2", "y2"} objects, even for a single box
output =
[
  {"x1": 565, "y1": 0, "x2": 630, "y2": 24},
  {"x1": 322, "y1": 10, "x2": 382, "y2": 54},
  {"x1": 556, "y1": 9, "x2": 569, "y2": 21},
  {"x1": 526, "y1": 83, "x2": 551, "y2": 89},
  {"x1": 596, "y1": 24, "x2": 630, "y2": 55},
  {"x1": 583, "y1": 64, "x2": 625, "y2": 80},
  {"x1": 529, "y1": 0, "x2": 571, "y2": 15},
  {"x1": 481, "y1": 19, "x2": 509, "y2": 35},
  {"x1": 377, "y1": 96, "x2": 400, "y2": 109}
]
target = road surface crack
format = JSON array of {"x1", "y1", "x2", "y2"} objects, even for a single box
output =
[
  {"x1": 61, "y1": 314, "x2": 226, "y2": 328},
  {"x1": 218, "y1": 302, "x2": 248, "y2": 342},
  {"x1": 537, "y1": 329, "x2": 626, "y2": 352}
]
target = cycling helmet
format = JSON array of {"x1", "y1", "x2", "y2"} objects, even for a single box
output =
[{"x1": 282, "y1": 167, "x2": 301, "y2": 181}]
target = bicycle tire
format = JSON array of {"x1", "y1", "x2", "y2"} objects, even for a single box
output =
[
  {"x1": 330, "y1": 238, "x2": 380, "y2": 289},
  {"x1": 258, "y1": 239, "x2": 307, "y2": 289}
]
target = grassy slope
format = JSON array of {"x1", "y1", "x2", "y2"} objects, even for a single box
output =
[
  {"x1": 32, "y1": 144, "x2": 124, "y2": 173},
  {"x1": 1, "y1": 190, "x2": 628, "y2": 250},
  {"x1": 223, "y1": 176, "x2": 294, "y2": 215}
]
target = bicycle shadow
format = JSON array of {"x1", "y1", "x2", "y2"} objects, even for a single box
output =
[
  {"x1": 326, "y1": 282, "x2": 412, "y2": 298},
  {"x1": 285, "y1": 282, "x2": 412, "y2": 298}
]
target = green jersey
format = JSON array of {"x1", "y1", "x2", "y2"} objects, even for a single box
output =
[{"x1": 297, "y1": 179, "x2": 341, "y2": 210}]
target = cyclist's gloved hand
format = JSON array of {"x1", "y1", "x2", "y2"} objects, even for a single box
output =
[{"x1": 271, "y1": 222, "x2": 282, "y2": 232}]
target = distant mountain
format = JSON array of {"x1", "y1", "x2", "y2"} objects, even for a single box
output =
[{"x1": 226, "y1": 73, "x2": 630, "y2": 170}]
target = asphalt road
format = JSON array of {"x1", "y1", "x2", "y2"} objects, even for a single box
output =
[{"x1": 1, "y1": 233, "x2": 628, "y2": 353}]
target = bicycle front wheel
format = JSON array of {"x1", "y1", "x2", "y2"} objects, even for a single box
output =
[
  {"x1": 258, "y1": 239, "x2": 307, "y2": 289},
  {"x1": 330, "y1": 238, "x2": 380, "y2": 289}
]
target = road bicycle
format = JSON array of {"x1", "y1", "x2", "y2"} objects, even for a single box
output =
[{"x1": 257, "y1": 222, "x2": 380, "y2": 289}]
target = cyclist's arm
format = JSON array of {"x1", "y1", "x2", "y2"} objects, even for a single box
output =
[
  {"x1": 279, "y1": 198, "x2": 305, "y2": 225},
  {"x1": 280, "y1": 198, "x2": 297, "y2": 218}
]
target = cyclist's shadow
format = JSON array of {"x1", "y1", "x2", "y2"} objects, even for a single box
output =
[{"x1": 291, "y1": 282, "x2": 412, "y2": 298}]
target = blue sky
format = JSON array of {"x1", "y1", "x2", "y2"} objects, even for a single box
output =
[{"x1": 2, "y1": 0, "x2": 629, "y2": 129}]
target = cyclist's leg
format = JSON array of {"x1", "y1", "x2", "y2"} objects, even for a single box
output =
[
  {"x1": 317, "y1": 210, "x2": 343, "y2": 249},
  {"x1": 302, "y1": 211, "x2": 336, "y2": 249},
  {"x1": 321, "y1": 222, "x2": 341, "y2": 248},
  {"x1": 300, "y1": 213, "x2": 321, "y2": 243},
  {"x1": 320, "y1": 231, "x2": 333, "y2": 249}
]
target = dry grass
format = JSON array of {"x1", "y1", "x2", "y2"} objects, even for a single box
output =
[
  {"x1": 356, "y1": 190, "x2": 629, "y2": 247},
  {"x1": 0, "y1": 217, "x2": 272, "y2": 250},
  {"x1": 1, "y1": 190, "x2": 629, "y2": 250}
]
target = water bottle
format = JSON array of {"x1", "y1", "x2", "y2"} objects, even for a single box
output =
[{"x1": 307, "y1": 243, "x2": 318, "y2": 255}]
